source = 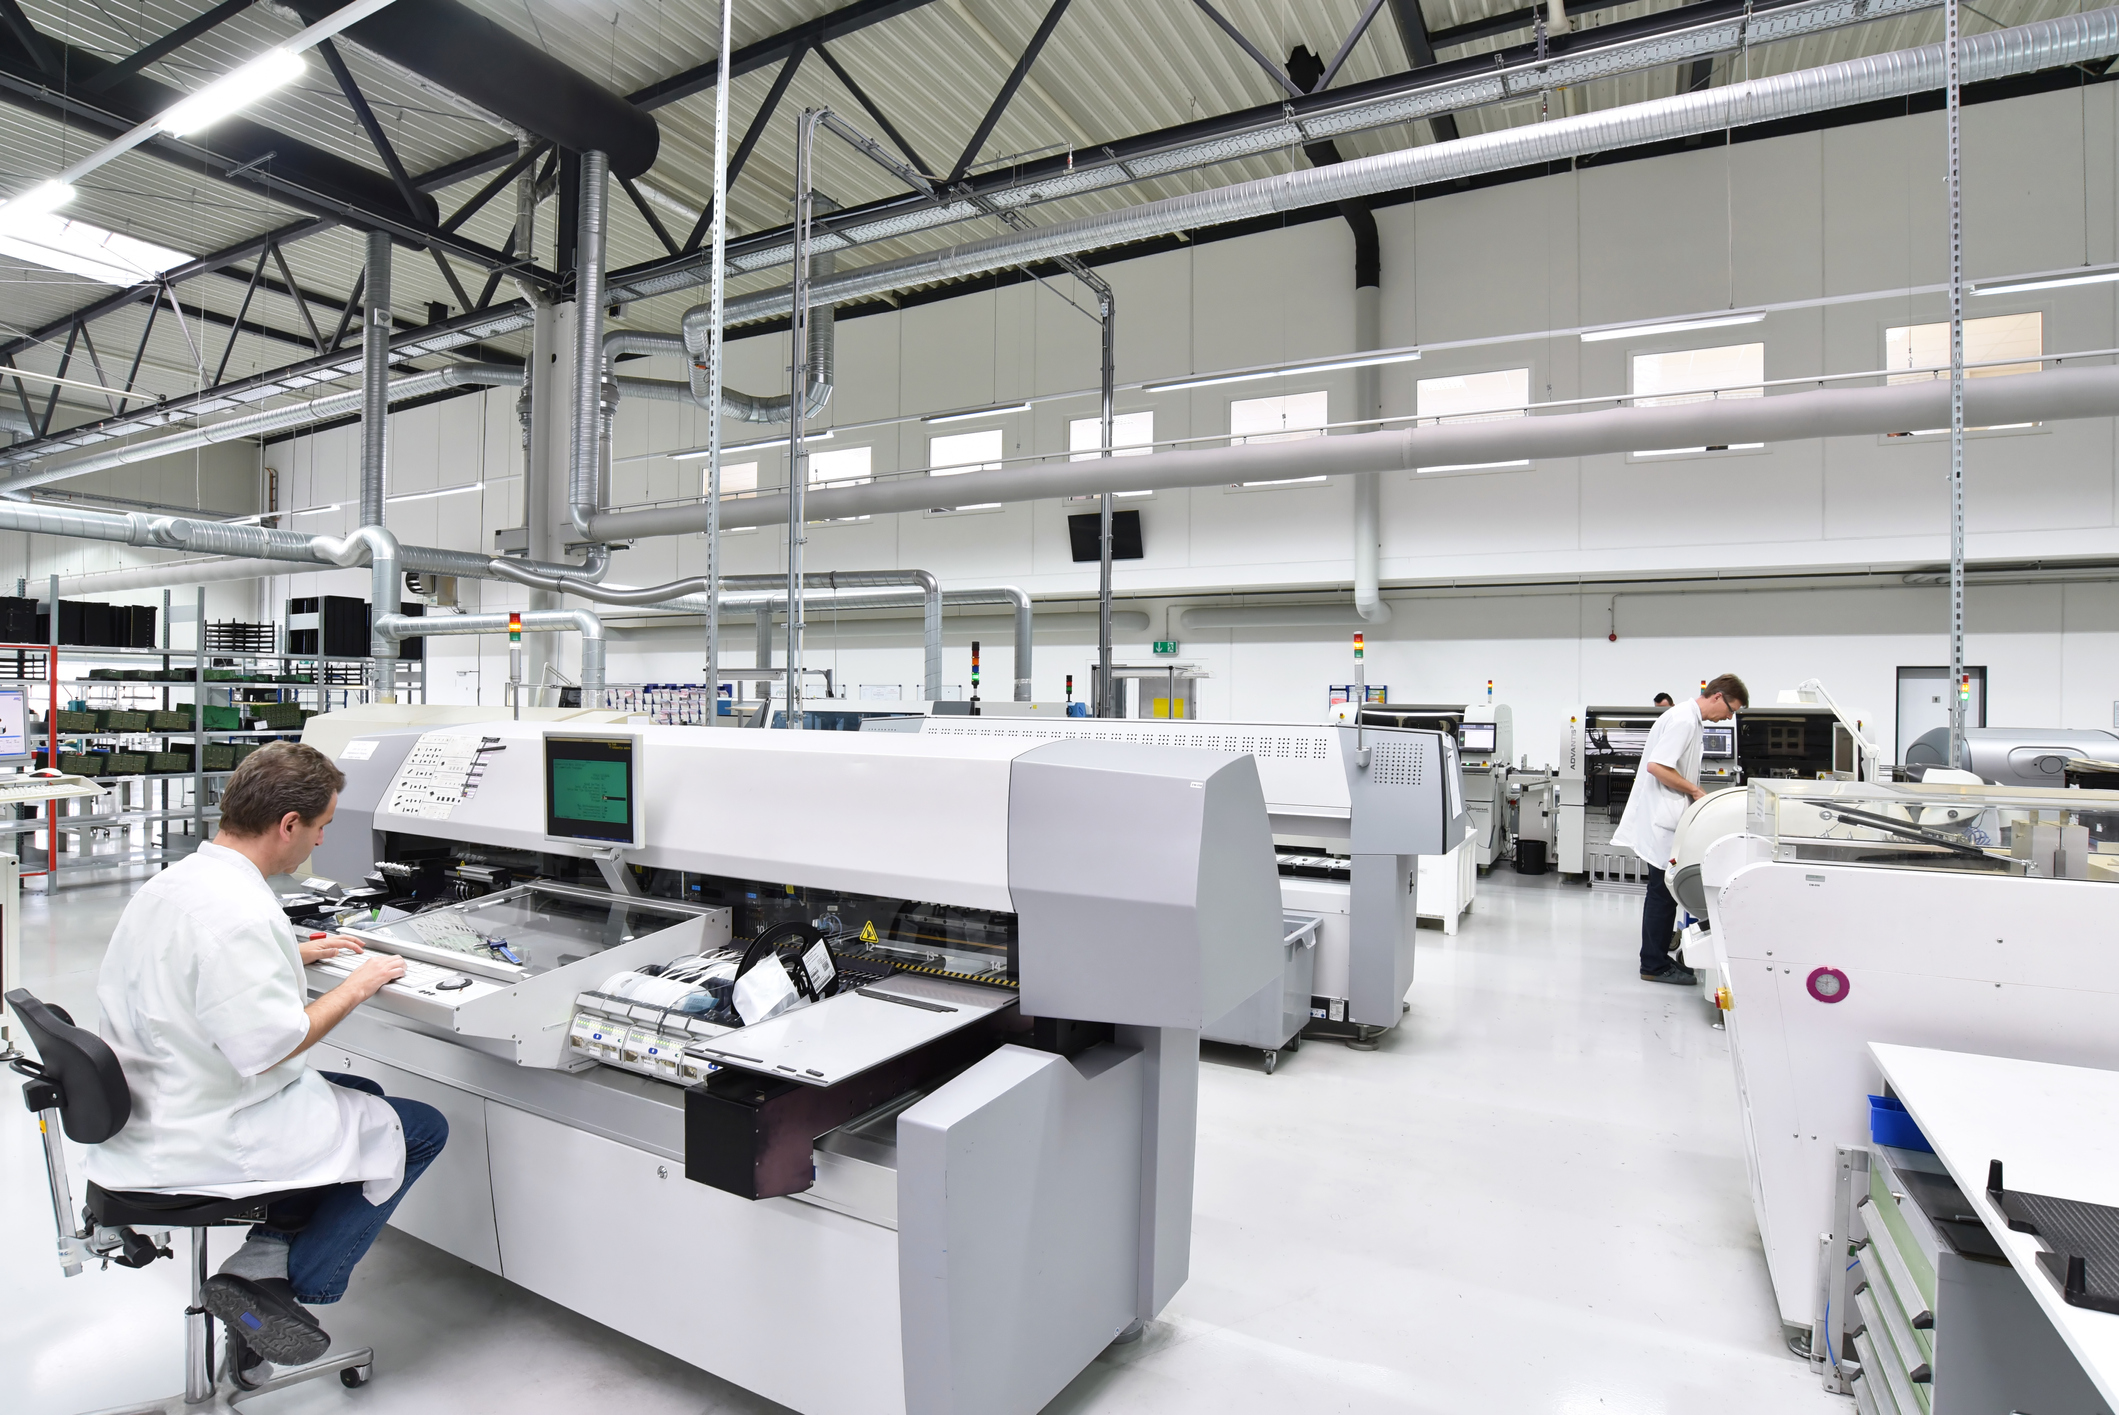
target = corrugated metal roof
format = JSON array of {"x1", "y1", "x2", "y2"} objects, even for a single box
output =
[{"x1": 1, "y1": 0, "x2": 2092, "y2": 433}]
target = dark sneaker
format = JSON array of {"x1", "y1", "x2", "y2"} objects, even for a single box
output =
[
  {"x1": 1641, "y1": 964, "x2": 1699, "y2": 986},
  {"x1": 202, "y1": 1274, "x2": 329, "y2": 1366},
  {"x1": 227, "y1": 1330, "x2": 271, "y2": 1390}
]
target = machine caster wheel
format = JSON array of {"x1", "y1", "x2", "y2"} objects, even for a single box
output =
[
  {"x1": 1345, "y1": 1026, "x2": 1380, "y2": 1052},
  {"x1": 342, "y1": 1366, "x2": 371, "y2": 1389},
  {"x1": 1284, "y1": 1035, "x2": 1301, "y2": 1052},
  {"x1": 1262, "y1": 1050, "x2": 1278, "y2": 1074}
]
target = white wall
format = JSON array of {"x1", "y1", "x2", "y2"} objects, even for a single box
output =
[{"x1": 11, "y1": 81, "x2": 2118, "y2": 751}]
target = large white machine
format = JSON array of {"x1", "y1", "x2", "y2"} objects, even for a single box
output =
[
  {"x1": 1359, "y1": 703, "x2": 1513, "y2": 869},
  {"x1": 296, "y1": 717, "x2": 1284, "y2": 1415},
  {"x1": 898, "y1": 715, "x2": 1464, "y2": 1054},
  {"x1": 1698, "y1": 777, "x2": 2119, "y2": 1351}
]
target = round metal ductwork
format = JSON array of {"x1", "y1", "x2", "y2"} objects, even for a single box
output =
[{"x1": 285, "y1": 0, "x2": 661, "y2": 179}]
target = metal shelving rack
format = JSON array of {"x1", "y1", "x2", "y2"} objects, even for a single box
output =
[{"x1": 0, "y1": 583, "x2": 424, "y2": 884}]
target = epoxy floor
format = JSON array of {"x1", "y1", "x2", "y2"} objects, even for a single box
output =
[{"x1": 3, "y1": 868, "x2": 1846, "y2": 1415}]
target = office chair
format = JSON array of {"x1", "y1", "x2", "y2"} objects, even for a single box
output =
[{"x1": 6, "y1": 988, "x2": 374, "y2": 1412}]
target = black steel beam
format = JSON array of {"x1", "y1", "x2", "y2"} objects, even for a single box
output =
[
  {"x1": 621, "y1": 175, "x2": 681, "y2": 258},
  {"x1": 269, "y1": 241, "x2": 327, "y2": 352},
  {"x1": 1188, "y1": 0, "x2": 1306, "y2": 98},
  {"x1": 684, "y1": 45, "x2": 808, "y2": 252},
  {"x1": 628, "y1": 0, "x2": 942, "y2": 111},
  {"x1": 949, "y1": 0, "x2": 1074, "y2": 181},
  {"x1": 1387, "y1": 0, "x2": 1460, "y2": 142},
  {"x1": 0, "y1": 217, "x2": 337, "y2": 364},
  {"x1": 428, "y1": 246, "x2": 473, "y2": 313},
  {"x1": 814, "y1": 39, "x2": 931, "y2": 176},
  {"x1": 1320, "y1": 0, "x2": 1391, "y2": 91},
  {"x1": 213, "y1": 253, "x2": 269, "y2": 386},
  {"x1": 1427, "y1": 0, "x2": 1634, "y2": 51},
  {"x1": 440, "y1": 143, "x2": 547, "y2": 235},
  {"x1": 82, "y1": 0, "x2": 257, "y2": 94},
  {"x1": 0, "y1": 0, "x2": 55, "y2": 76},
  {"x1": 317, "y1": 39, "x2": 428, "y2": 219}
]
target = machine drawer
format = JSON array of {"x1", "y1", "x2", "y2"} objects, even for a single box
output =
[
  {"x1": 1854, "y1": 1284, "x2": 1929, "y2": 1415},
  {"x1": 1853, "y1": 1330, "x2": 1901, "y2": 1415},
  {"x1": 1870, "y1": 1148, "x2": 1946, "y2": 1277},
  {"x1": 1857, "y1": 1198, "x2": 1935, "y2": 1361}
]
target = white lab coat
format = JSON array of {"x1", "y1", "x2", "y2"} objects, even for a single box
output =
[
  {"x1": 86, "y1": 841, "x2": 406, "y2": 1203},
  {"x1": 1610, "y1": 700, "x2": 1705, "y2": 870}
]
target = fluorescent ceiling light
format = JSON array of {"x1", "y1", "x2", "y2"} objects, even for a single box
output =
[
  {"x1": 1416, "y1": 460, "x2": 1531, "y2": 474},
  {"x1": 922, "y1": 402, "x2": 1030, "y2": 425},
  {"x1": 672, "y1": 429, "x2": 832, "y2": 459},
  {"x1": 1973, "y1": 268, "x2": 2119, "y2": 296},
  {"x1": 291, "y1": 504, "x2": 342, "y2": 518},
  {"x1": 1239, "y1": 475, "x2": 1329, "y2": 487},
  {"x1": 1579, "y1": 312, "x2": 1765, "y2": 343},
  {"x1": 1147, "y1": 350, "x2": 1419, "y2": 393},
  {"x1": 0, "y1": 180, "x2": 77, "y2": 237},
  {"x1": 159, "y1": 49, "x2": 307, "y2": 136},
  {"x1": 387, "y1": 482, "x2": 482, "y2": 504},
  {"x1": 0, "y1": 212, "x2": 191, "y2": 286}
]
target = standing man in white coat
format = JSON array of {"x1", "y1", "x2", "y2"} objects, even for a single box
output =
[
  {"x1": 1612, "y1": 674, "x2": 1747, "y2": 984},
  {"x1": 89, "y1": 742, "x2": 446, "y2": 1383}
]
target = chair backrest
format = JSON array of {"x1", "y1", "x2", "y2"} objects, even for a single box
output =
[{"x1": 5, "y1": 989, "x2": 130, "y2": 1144}]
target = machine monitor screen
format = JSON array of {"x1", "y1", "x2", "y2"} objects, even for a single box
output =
[
  {"x1": 544, "y1": 734, "x2": 641, "y2": 847},
  {"x1": 1459, "y1": 721, "x2": 1498, "y2": 755},
  {"x1": 1701, "y1": 725, "x2": 1736, "y2": 759},
  {"x1": 0, "y1": 688, "x2": 25, "y2": 762}
]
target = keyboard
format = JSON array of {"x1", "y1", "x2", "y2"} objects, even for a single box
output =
[{"x1": 311, "y1": 949, "x2": 489, "y2": 1001}]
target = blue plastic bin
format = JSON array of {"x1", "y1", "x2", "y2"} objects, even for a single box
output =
[{"x1": 1868, "y1": 1094, "x2": 1934, "y2": 1153}]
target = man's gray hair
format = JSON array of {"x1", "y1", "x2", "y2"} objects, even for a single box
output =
[{"x1": 217, "y1": 742, "x2": 345, "y2": 836}]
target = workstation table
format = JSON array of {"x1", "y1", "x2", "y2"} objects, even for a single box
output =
[{"x1": 1870, "y1": 1043, "x2": 2119, "y2": 1415}]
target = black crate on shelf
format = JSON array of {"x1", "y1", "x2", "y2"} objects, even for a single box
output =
[
  {"x1": 81, "y1": 602, "x2": 117, "y2": 647},
  {"x1": 124, "y1": 604, "x2": 158, "y2": 648},
  {"x1": 0, "y1": 596, "x2": 36, "y2": 644},
  {"x1": 324, "y1": 596, "x2": 368, "y2": 658},
  {"x1": 204, "y1": 620, "x2": 273, "y2": 652},
  {"x1": 285, "y1": 596, "x2": 320, "y2": 656}
]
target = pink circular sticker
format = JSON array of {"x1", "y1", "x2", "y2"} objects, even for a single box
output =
[{"x1": 1807, "y1": 966, "x2": 1850, "y2": 1004}]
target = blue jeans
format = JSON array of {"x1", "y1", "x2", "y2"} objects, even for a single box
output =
[{"x1": 249, "y1": 1073, "x2": 448, "y2": 1304}]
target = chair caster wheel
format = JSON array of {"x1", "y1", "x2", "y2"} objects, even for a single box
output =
[
  {"x1": 342, "y1": 1366, "x2": 370, "y2": 1389},
  {"x1": 1262, "y1": 1050, "x2": 1277, "y2": 1074}
]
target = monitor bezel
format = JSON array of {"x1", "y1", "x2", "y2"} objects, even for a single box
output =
[
  {"x1": 542, "y1": 730, "x2": 644, "y2": 850},
  {"x1": 0, "y1": 687, "x2": 30, "y2": 764}
]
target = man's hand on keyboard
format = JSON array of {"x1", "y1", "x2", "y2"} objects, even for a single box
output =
[
  {"x1": 301, "y1": 931, "x2": 366, "y2": 965},
  {"x1": 343, "y1": 953, "x2": 408, "y2": 1000}
]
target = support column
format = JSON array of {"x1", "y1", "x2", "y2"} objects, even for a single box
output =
[{"x1": 526, "y1": 300, "x2": 577, "y2": 695}]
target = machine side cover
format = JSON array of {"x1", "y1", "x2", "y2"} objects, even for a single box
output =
[
  {"x1": 1007, "y1": 742, "x2": 1282, "y2": 1028},
  {"x1": 307, "y1": 730, "x2": 426, "y2": 886}
]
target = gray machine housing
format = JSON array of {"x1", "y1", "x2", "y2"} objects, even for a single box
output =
[{"x1": 1907, "y1": 725, "x2": 2119, "y2": 788}]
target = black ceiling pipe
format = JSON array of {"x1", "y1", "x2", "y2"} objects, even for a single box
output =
[
  {"x1": 0, "y1": 32, "x2": 436, "y2": 227},
  {"x1": 286, "y1": 0, "x2": 661, "y2": 180}
]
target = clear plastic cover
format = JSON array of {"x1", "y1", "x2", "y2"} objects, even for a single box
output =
[{"x1": 1747, "y1": 779, "x2": 2119, "y2": 881}]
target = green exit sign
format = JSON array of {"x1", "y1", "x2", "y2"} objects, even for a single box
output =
[{"x1": 1153, "y1": 640, "x2": 1178, "y2": 656}]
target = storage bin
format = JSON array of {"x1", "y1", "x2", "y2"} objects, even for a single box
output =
[
  {"x1": 1868, "y1": 1094, "x2": 1934, "y2": 1153},
  {"x1": 102, "y1": 752, "x2": 148, "y2": 775},
  {"x1": 54, "y1": 710, "x2": 98, "y2": 734},
  {"x1": 59, "y1": 752, "x2": 103, "y2": 776},
  {"x1": 97, "y1": 710, "x2": 150, "y2": 732}
]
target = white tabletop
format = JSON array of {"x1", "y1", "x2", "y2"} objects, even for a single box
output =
[{"x1": 1870, "y1": 1043, "x2": 2119, "y2": 1410}]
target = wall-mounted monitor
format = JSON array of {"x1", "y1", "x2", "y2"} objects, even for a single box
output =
[
  {"x1": 544, "y1": 732, "x2": 642, "y2": 848},
  {"x1": 0, "y1": 688, "x2": 26, "y2": 762},
  {"x1": 1459, "y1": 721, "x2": 1498, "y2": 755}
]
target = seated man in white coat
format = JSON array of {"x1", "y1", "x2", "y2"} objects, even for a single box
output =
[{"x1": 88, "y1": 742, "x2": 445, "y2": 1382}]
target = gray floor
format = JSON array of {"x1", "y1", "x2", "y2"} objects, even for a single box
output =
[{"x1": 4, "y1": 868, "x2": 1846, "y2": 1415}]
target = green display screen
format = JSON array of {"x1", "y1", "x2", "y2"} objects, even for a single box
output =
[
  {"x1": 551, "y1": 759, "x2": 628, "y2": 823},
  {"x1": 544, "y1": 736, "x2": 637, "y2": 843}
]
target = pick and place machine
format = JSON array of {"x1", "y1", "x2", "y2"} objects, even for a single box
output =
[
  {"x1": 292, "y1": 718, "x2": 1284, "y2": 1415},
  {"x1": 899, "y1": 715, "x2": 1464, "y2": 1058}
]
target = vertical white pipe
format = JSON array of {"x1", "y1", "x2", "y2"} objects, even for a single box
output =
[
  {"x1": 1097, "y1": 291, "x2": 1115, "y2": 716},
  {"x1": 786, "y1": 112, "x2": 820, "y2": 728},
  {"x1": 1353, "y1": 284, "x2": 1385, "y2": 623}
]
